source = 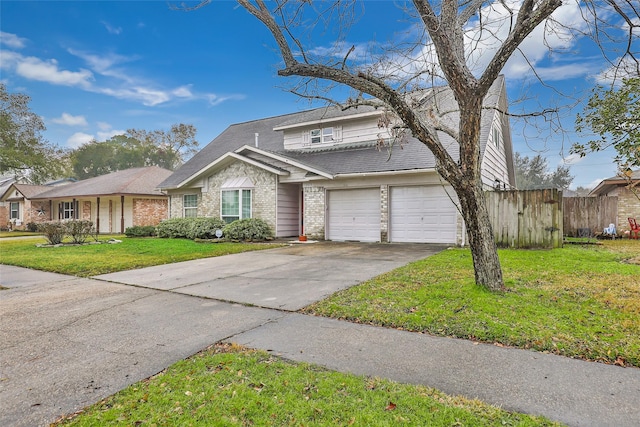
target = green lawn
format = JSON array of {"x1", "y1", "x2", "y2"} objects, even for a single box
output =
[
  {"x1": 0, "y1": 236, "x2": 282, "y2": 277},
  {"x1": 54, "y1": 343, "x2": 560, "y2": 427},
  {"x1": 305, "y1": 240, "x2": 640, "y2": 367}
]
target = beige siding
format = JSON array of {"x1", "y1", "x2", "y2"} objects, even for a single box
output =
[{"x1": 276, "y1": 183, "x2": 300, "y2": 237}]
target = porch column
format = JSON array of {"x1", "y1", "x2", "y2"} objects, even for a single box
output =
[
  {"x1": 120, "y1": 195, "x2": 125, "y2": 233},
  {"x1": 96, "y1": 197, "x2": 100, "y2": 235}
]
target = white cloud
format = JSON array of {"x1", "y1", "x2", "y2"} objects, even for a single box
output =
[
  {"x1": 560, "y1": 153, "x2": 583, "y2": 166},
  {"x1": 51, "y1": 113, "x2": 88, "y2": 126},
  {"x1": 0, "y1": 32, "x2": 27, "y2": 49},
  {"x1": 1, "y1": 50, "x2": 93, "y2": 88},
  {"x1": 99, "y1": 86, "x2": 171, "y2": 106},
  {"x1": 173, "y1": 85, "x2": 193, "y2": 98},
  {"x1": 97, "y1": 129, "x2": 126, "y2": 141},
  {"x1": 97, "y1": 121, "x2": 112, "y2": 131},
  {"x1": 101, "y1": 21, "x2": 122, "y2": 35},
  {"x1": 67, "y1": 132, "x2": 94, "y2": 148}
]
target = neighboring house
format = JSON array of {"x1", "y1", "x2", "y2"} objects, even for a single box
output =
[
  {"x1": 159, "y1": 76, "x2": 516, "y2": 244},
  {"x1": 589, "y1": 170, "x2": 640, "y2": 233},
  {"x1": 0, "y1": 166, "x2": 172, "y2": 233}
]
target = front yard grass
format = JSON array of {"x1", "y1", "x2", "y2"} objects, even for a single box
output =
[
  {"x1": 0, "y1": 236, "x2": 282, "y2": 277},
  {"x1": 54, "y1": 343, "x2": 560, "y2": 427},
  {"x1": 304, "y1": 240, "x2": 640, "y2": 367}
]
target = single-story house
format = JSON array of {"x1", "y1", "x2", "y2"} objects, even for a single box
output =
[
  {"x1": 158, "y1": 76, "x2": 516, "y2": 244},
  {"x1": 589, "y1": 170, "x2": 640, "y2": 233},
  {"x1": 0, "y1": 166, "x2": 172, "y2": 233}
]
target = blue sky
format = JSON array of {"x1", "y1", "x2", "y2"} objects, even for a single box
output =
[{"x1": 1, "y1": 1, "x2": 634, "y2": 189}]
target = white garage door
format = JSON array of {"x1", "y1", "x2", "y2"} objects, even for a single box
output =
[
  {"x1": 328, "y1": 188, "x2": 380, "y2": 242},
  {"x1": 390, "y1": 186, "x2": 457, "y2": 243}
]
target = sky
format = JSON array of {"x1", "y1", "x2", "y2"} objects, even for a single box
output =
[{"x1": 1, "y1": 1, "x2": 637, "y2": 189}]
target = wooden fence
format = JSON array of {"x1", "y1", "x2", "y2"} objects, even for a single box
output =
[
  {"x1": 563, "y1": 196, "x2": 618, "y2": 237},
  {"x1": 485, "y1": 189, "x2": 563, "y2": 249}
]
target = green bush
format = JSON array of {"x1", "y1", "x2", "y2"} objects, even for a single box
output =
[
  {"x1": 125, "y1": 225, "x2": 157, "y2": 237},
  {"x1": 65, "y1": 220, "x2": 95, "y2": 244},
  {"x1": 37, "y1": 221, "x2": 66, "y2": 245},
  {"x1": 156, "y1": 218, "x2": 193, "y2": 238},
  {"x1": 26, "y1": 222, "x2": 39, "y2": 232},
  {"x1": 222, "y1": 218, "x2": 274, "y2": 241},
  {"x1": 186, "y1": 217, "x2": 226, "y2": 240}
]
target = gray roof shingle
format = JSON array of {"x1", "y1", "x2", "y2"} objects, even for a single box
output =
[
  {"x1": 33, "y1": 166, "x2": 173, "y2": 199},
  {"x1": 159, "y1": 76, "x2": 506, "y2": 188}
]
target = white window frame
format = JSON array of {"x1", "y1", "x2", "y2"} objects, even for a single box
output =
[
  {"x1": 322, "y1": 127, "x2": 333, "y2": 142},
  {"x1": 9, "y1": 202, "x2": 20, "y2": 220},
  {"x1": 62, "y1": 201, "x2": 75, "y2": 219},
  {"x1": 183, "y1": 194, "x2": 198, "y2": 218},
  {"x1": 493, "y1": 126, "x2": 500, "y2": 148},
  {"x1": 221, "y1": 189, "x2": 252, "y2": 224},
  {"x1": 310, "y1": 129, "x2": 321, "y2": 144}
]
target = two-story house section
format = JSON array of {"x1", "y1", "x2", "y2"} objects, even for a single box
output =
[{"x1": 158, "y1": 76, "x2": 516, "y2": 244}]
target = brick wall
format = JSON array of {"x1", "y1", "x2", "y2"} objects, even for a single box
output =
[
  {"x1": 380, "y1": 185, "x2": 388, "y2": 242},
  {"x1": 82, "y1": 201, "x2": 91, "y2": 220},
  {"x1": 133, "y1": 198, "x2": 169, "y2": 226},
  {"x1": 617, "y1": 188, "x2": 640, "y2": 233},
  {"x1": 303, "y1": 183, "x2": 325, "y2": 239}
]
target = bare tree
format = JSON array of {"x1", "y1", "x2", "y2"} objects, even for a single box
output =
[{"x1": 182, "y1": 1, "x2": 638, "y2": 291}]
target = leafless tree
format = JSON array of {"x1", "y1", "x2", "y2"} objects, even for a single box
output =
[{"x1": 180, "y1": 0, "x2": 638, "y2": 291}]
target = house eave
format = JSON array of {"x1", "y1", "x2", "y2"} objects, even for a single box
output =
[
  {"x1": 334, "y1": 168, "x2": 438, "y2": 179},
  {"x1": 174, "y1": 152, "x2": 289, "y2": 189},
  {"x1": 236, "y1": 145, "x2": 334, "y2": 179},
  {"x1": 272, "y1": 110, "x2": 383, "y2": 131}
]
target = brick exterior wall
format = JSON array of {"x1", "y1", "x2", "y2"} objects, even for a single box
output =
[
  {"x1": 617, "y1": 188, "x2": 640, "y2": 234},
  {"x1": 167, "y1": 161, "x2": 278, "y2": 231},
  {"x1": 302, "y1": 183, "x2": 325, "y2": 240},
  {"x1": 380, "y1": 185, "x2": 388, "y2": 242},
  {"x1": 0, "y1": 204, "x2": 7, "y2": 230},
  {"x1": 133, "y1": 198, "x2": 168, "y2": 226},
  {"x1": 82, "y1": 201, "x2": 92, "y2": 220}
]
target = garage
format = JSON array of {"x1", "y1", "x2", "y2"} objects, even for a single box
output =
[
  {"x1": 390, "y1": 185, "x2": 458, "y2": 243},
  {"x1": 327, "y1": 188, "x2": 380, "y2": 242}
]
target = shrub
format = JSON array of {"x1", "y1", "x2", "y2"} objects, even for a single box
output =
[
  {"x1": 26, "y1": 222, "x2": 39, "y2": 232},
  {"x1": 156, "y1": 218, "x2": 193, "y2": 239},
  {"x1": 65, "y1": 220, "x2": 95, "y2": 244},
  {"x1": 125, "y1": 225, "x2": 157, "y2": 237},
  {"x1": 37, "y1": 221, "x2": 66, "y2": 245},
  {"x1": 222, "y1": 218, "x2": 274, "y2": 241},
  {"x1": 186, "y1": 217, "x2": 227, "y2": 240}
]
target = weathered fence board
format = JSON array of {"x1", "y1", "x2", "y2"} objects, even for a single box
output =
[
  {"x1": 485, "y1": 189, "x2": 563, "y2": 249},
  {"x1": 563, "y1": 196, "x2": 618, "y2": 237}
]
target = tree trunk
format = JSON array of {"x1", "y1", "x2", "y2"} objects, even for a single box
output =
[{"x1": 456, "y1": 178, "x2": 504, "y2": 291}]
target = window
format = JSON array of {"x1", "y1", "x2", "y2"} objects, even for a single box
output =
[
  {"x1": 9, "y1": 202, "x2": 20, "y2": 220},
  {"x1": 183, "y1": 194, "x2": 198, "y2": 218},
  {"x1": 221, "y1": 189, "x2": 251, "y2": 223},
  {"x1": 310, "y1": 129, "x2": 321, "y2": 144},
  {"x1": 493, "y1": 126, "x2": 500, "y2": 148},
  {"x1": 310, "y1": 127, "x2": 335, "y2": 144},
  {"x1": 322, "y1": 127, "x2": 333, "y2": 142},
  {"x1": 62, "y1": 201, "x2": 75, "y2": 219}
]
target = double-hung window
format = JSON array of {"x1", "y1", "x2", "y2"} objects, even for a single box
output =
[
  {"x1": 221, "y1": 189, "x2": 251, "y2": 223},
  {"x1": 493, "y1": 126, "x2": 500, "y2": 148},
  {"x1": 9, "y1": 202, "x2": 20, "y2": 220},
  {"x1": 322, "y1": 127, "x2": 333, "y2": 142},
  {"x1": 62, "y1": 201, "x2": 74, "y2": 219},
  {"x1": 310, "y1": 129, "x2": 322, "y2": 144},
  {"x1": 310, "y1": 127, "x2": 335, "y2": 144},
  {"x1": 183, "y1": 194, "x2": 198, "y2": 218}
]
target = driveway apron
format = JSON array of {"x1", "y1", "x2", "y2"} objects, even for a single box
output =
[{"x1": 0, "y1": 242, "x2": 442, "y2": 426}]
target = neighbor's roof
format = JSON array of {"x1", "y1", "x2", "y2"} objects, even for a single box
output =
[
  {"x1": 32, "y1": 166, "x2": 173, "y2": 199},
  {"x1": 159, "y1": 76, "x2": 507, "y2": 189},
  {"x1": 590, "y1": 170, "x2": 640, "y2": 196},
  {"x1": 1, "y1": 183, "x2": 52, "y2": 201}
]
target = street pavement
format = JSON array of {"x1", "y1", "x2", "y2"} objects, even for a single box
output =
[{"x1": 1, "y1": 242, "x2": 639, "y2": 427}]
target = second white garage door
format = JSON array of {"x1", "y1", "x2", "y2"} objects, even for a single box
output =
[
  {"x1": 390, "y1": 185, "x2": 457, "y2": 243},
  {"x1": 327, "y1": 188, "x2": 380, "y2": 242}
]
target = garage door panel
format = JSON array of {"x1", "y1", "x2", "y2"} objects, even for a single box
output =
[
  {"x1": 390, "y1": 186, "x2": 457, "y2": 243},
  {"x1": 328, "y1": 189, "x2": 380, "y2": 242}
]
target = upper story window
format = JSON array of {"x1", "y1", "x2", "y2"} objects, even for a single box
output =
[
  {"x1": 183, "y1": 194, "x2": 198, "y2": 218},
  {"x1": 492, "y1": 125, "x2": 500, "y2": 148},
  {"x1": 308, "y1": 126, "x2": 340, "y2": 144},
  {"x1": 9, "y1": 202, "x2": 20, "y2": 220}
]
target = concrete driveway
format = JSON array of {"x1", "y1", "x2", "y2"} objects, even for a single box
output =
[
  {"x1": 93, "y1": 242, "x2": 446, "y2": 311},
  {"x1": 0, "y1": 242, "x2": 443, "y2": 426}
]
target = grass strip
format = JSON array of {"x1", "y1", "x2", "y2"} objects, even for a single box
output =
[
  {"x1": 54, "y1": 343, "x2": 561, "y2": 427},
  {"x1": 305, "y1": 241, "x2": 640, "y2": 367},
  {"x1": 0, "y1": 236, "x2": 282, "y2": 277}
]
